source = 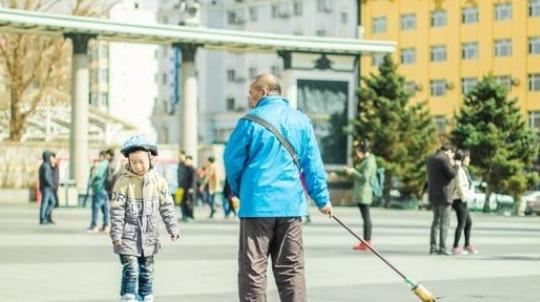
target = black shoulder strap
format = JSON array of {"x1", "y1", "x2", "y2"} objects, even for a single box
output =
[{"x1": 241, "y1": 114, "x2": 301, "y2": 172}]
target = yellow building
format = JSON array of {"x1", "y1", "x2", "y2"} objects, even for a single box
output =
[{"x1": 360, "y1": 0, "x2": 540, "y2": 133}]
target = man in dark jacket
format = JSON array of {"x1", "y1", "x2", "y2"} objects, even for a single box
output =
[
  {"x1": 39, "y1": 150, "x2": 57, "y2": 225},
  {"x1": 426, "y1": 145, "x2": 457, "y2": 255},
  {"x1": 180, "y1": 155, "x2": 197, "y2": 221}
]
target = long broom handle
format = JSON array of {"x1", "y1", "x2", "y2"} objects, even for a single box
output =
[{"x1": 332, "y1": 215, "x2": 407, "y2": 280}]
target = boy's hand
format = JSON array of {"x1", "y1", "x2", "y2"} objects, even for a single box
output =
[
  {"x1": 170, "y1": 234, "x2": 180, "y2": 242},
  {"x1": 112, "y1": 239, "x2": 122, "y2": 247},
  {"x1": 345, "y1": 167, "x2": 355, "y2": 175}
]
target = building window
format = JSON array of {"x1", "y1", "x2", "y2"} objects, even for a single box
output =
[
  {"x1": 228, "y1": 11, "x2": 235, "y2": 23},
  {"x1": 317, "y1": 0, "x2": 332, "y2": 13},
  {"x1": 494, "y1": 39, "x2": 512, "y2": 57},
  {"x1": 100, "y1": 92, "x2": 108, "y2": 107},
  {"x1": 99, "y1": 45, "x2": 108, "y2": 58},
  {"x1": 462, "y1": 77, "x2": 478, "y2": 95},
  {"x1": 372, "y1": 53, "x2": 385, "y2": 67},
  {"x1": 530, "y1": 74, "x2": 540, "y2": 91},
  {"x1": 101, "y1": 69, "x2": 109, "y2": 82},
  {"x1": 162, "y1": 46, "x2": 168, "y2": 58},
  {"x1": 271, "y1": 65, "x2": 280, "y2": 76},
  {"x1": 372, "y1": 16, "x2": 387, "y2": 34},
  {"x1": 272, "y1": 5, "x2": 278, "y2": 18},
  {"x1": 434, "y1": 116, "x2": 447, "y2": 134},
  {"x1": 293, "y1": 1, "x2": 302, "y2": 16},
  {"x1": 528, "y1": 111, "x2": 540, "y2": 132},
  {"x1": 430, "y1": 80, "x2": 447, "y2": 96},
  {"x1": 431, "y1": 10, "x2": 447, "y2": 27},
  {"x1": 529, "y1": 37, "x2": 540, "y2": 54},
  {"x1": 249, "y1": 67, "x2": 257, "y2": 79},
  {"x1": 430, "y1": 45, "x2": 447, "y2": 62},
  {"x1": 494, "y1": 75, "x2": 512, "y2": 90},
  {"x1": 400, "y1": 14, "x2": 416, "y2": 31},
  {"x1": 161, "y1": 73, "x2": 167, "y2": 85},
  {"x1": 226, "y1": 98, "x2": 235, "y2": 111},
  {"x1": 462, "y1": 6, "x2": 479, "y2": 24},
  {"x1": 400, "y1": 48, "x2": 416, "y2": 65},
  {"x1": 341, "y1": 12, "x2": 348, "y2": 25},
  {"x1": 316, "y1": 29, "x2": 326, "y2": 36},
  {"x1": 249, "y1": 7, "x2": 257, "y2": 21},
  {"x1": 227, "y1": 69, "x2": 236, "y2": 82},
  {"x1": 530, "y1": 0, "x2": 540, "y2": 17},
  {"x1": 495, "y1": 3, "x2": 512, "y2": 21},
  {"x1": 462, "y1": 42, "x2": 479, "y2": 60},
  {"x1": 92, "y1": 69, "x2": 100, "y2": 84},
  {"x1": 405, "y1": 81, "x2": 417, "y2": 95}
]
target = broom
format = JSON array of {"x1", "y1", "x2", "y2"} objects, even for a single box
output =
[{"x1": 332, "y1": 215, "x2": 438, "y2": 302}]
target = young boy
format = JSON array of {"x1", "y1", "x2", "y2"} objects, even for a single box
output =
[{"x1": 110, "y1": 135, "x2": 179, "y2": 302}]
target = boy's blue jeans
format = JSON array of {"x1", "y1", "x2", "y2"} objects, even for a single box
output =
[
  {"x1": 39, "y1": 187, "x2": 56, "y2": 223},
  {"x1": 119, "y1": 255, "x2": 154, "y2": 298},
  {"x1": 90, "y1": 190, "x2": 109, "y2": 228}
]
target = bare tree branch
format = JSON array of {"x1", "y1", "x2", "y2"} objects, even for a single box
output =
[
  {"x1": 21, "y1": 40, "x2": 63, "y2": 121},
  {"x1": 1, "y1": 0, "x2": 113, "y2": 141},
  {"x1": 42, "y1": 0, "x2": 62, "y2": 12}
]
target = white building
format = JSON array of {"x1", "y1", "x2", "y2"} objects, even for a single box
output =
[
  {"x1": 153, "y1": 0, "x2": 358, "y2": 165},
  {"x1": 107, "y1": 0, "x2": 159, "y2": 142}
]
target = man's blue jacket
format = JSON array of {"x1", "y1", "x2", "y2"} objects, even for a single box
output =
[{"x1": 223, "y1": 95, "x2": 330, "y2": 218}]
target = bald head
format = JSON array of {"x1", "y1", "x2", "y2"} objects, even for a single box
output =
[
  {"x1": 252, "y1": 73, "x2": 281, "y2": 94},
  {"x1": 248, "y1": 73, "x2": 282, "y2": 109}
]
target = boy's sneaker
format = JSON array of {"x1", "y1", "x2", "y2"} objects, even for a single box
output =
[
  {"x1": 85, "y1": 226, "x2": 99, "y2": 234},
  {"x1": 452, "y1": 247, "x2": 468, "y2": 256},
  {"x1": 464, "y1": 245, "x2": 479, "y2": 255},
  {"x1": 120, "y1": 294, "x2": 136, "y2": 302},
  {"x1": 143, "y1": 295, "x2": 154, "y2": 302}
]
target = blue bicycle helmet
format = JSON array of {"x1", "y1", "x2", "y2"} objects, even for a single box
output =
[{"x1": 120, "y1": 135, "x2": 158, "y2": 157}]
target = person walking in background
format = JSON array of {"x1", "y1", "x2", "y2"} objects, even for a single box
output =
[
  {"x1": 176, "y1": 150, "x2": 188, "y2": 211},
  {"x1": 426, "y1": 145, "x2": 457, "y2": 255},
  {"x1": 222, "y1": 176, "x2": 239, "y2": 218},
  {"x1": 451, "y1": 150, "x2": 478, "y2": 255},
  {"x1": 194, "y1": 166, "x2": 206, "y2": 207},
  {"x1": 224, "y1": 73, "x2": 333, "y2": 302},
  {"x1": 52, "y1": 152, "x2": 60, "y2": 209},
  {"x1": 105, "y1": 148, "x2": 121, "y2": 200},
  {"x1": 200, "y1": 156, "x2": 219, "y2": 218},
  {"x1": 38, "y1": 150, "x2": 57, "y2": 225},
  {"x1": 346, "y1": 140, "x2": 377, "y2": 251},
  {"x1": 180, "y1": 155, "x2": 197, "y2": 221},
  {"x1": 87, "y1": 150, "x2": 110, "y2": 233}
]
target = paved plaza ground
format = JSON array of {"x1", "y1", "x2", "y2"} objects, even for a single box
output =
[{"x1": 0, "y1": 203, "x2": 539, "y2": 302}]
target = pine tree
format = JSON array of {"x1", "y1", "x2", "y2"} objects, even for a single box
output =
[
  {"x1": 350, "y1": 55, "x2": 438, "y2": 204},
  {"x1": 451, "y1": 75, "x2": 538, "y2": 213}
]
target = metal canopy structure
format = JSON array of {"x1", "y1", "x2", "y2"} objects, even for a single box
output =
[
  {"x1": 0, "y1": 7, "x2": 395, "y2": 55},
  {"x1": 0, "y1": 7, "x2": 395, "y2": 192}
]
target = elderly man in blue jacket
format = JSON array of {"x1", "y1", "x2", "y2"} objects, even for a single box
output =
[{"x1": 224, "y1": 73, "x2": 333, "y2": 302}]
